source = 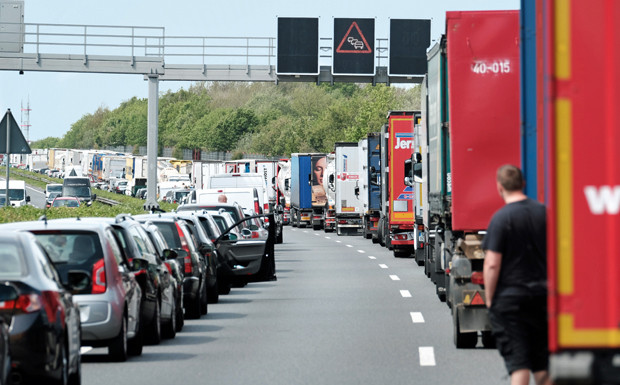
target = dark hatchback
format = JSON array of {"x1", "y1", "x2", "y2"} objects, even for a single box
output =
[
  {"x1": 0, "y1": 232, "x2": 81, "y2": 385},
  {"x1": 177, "y1": 204, "x2": 272, "y2": 285},
  {"x1": 141, "y1": 222, "x2": 184, "y2": 334},
  {"x1": 101, "y1": 215, "x2": 177, "y2": 343},
  {"x1": 133, "y1": 215, "x2": 207, "y2": 319}
]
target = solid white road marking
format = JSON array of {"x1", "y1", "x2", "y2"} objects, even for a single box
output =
[
  {"x1": 389, "y1": 275, "x2": 400, "y2": 281},
  {"x1": 400, "y1": 290, "x2": 412, "y2": 298},
  {"x1": 379, "y1": 264, "x2": 388, "y2": 269},
  {"x1": 410, "y1": 312, "x2": 425, "y2": 323},
  {"x1": 357, "y1": 250, "x2": 365, "y2": 253},
  {"x1": 368, "y1": 256, "x2": 376, "y2": 260},
  {"x1": 80, "y1": 347, "x2": 93, "y2": 354},
  {"x1": 419, "y1": 347, "x2": 436, "y2": 366}
]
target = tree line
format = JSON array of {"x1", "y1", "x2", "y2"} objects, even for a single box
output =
[{"x1": 31, "y1": 82, "x2": 420, "y2": 157}]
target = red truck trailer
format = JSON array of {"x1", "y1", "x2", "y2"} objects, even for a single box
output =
[
  {"x1": 420, "y1": 10, "x2": 520, "y2": 348},
  {"x1": 378, "y1": 111, "x2": 418, "y2": 258},
  {"x1": 541, "y1": 0, "x2": 620, "y2": 382}
]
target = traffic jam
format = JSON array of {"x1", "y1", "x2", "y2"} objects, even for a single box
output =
[{"x1": 0, "y1": 1, "x2": 618, "y2": 384}]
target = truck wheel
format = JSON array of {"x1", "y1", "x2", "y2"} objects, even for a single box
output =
[
  {"x1": 393, "y1": 250, "x2": 409, "y2": 258},
  {"x1": 371, "y1": 234, "x2": 379, "y2": 244},
  {"x1": 481, "y1": 331, "x2": 496, "y2": 349},
  {"x1": 453, "y1": 308, "x2": 478, "y2": 349},
  {"x1": 291, "y1": 211, "x2": 298, "y2": 227},
  {"x1": 313, "y1": 224, "x2": 321, "y2": 231}
]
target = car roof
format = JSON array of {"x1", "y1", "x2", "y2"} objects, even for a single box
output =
[{"x1": 0, "y1": 217, "x2": 112, "y2": 233}]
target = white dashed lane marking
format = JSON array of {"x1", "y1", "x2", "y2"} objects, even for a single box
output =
[
  {"x1": 419, "y1": 347, "x2": 436, "y2": 366},
  {"x1": 400, "y1": 290, "x2": 412, "y2": 298},
  {"x1": 336, "y1": 240, "x2": 342, "y2": 243},
  {"x1": 346, "y1": 244, "x2": 353, "y2": 248},
  {"x1": 80, "y1": 347, "x2": 93, "y2": 354},
  {"x1": 389, "y1": 275, "x2": 400, "y2": 281},
  {"x1": 357, "y1": 250, "x2": 365, "y2": 253},
  {"x1": 410, "y1": 312, "x2": 425, "y2": 323},
  {"x1": 325, "y1": 236, "x2": 331, "y2": 239},
  {"x1": 314, "y1": 233, "x2": 320, "y2": 236},
  {"x1": 379, "y1": 264, "x2": 388, "y2": 269},
  {"x1": 368, "y1": 256, "x2": 376, "y2": 260}
]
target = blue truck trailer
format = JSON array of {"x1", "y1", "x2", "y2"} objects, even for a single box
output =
[{"x1": 290, "y1": 153, "x2": 326, "y2": 228}]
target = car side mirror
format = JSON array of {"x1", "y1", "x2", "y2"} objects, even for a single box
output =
[
  {"x1": 26, "y1": 196, "x2": 30, "y2": 202},
  {"x1": 199, "y1": 243, "x2": 213, "y2": 255},
  {"x1": 92, "y1": 194, "x2": 97, "y2": 201},
  {"x1": 163, "y1": 249, "x2": 178, "y2": 260},
  {"x1": 174, "y1": 249, "x2": 188, "y2": 259},
  {"x1": 66, "y1": 270, "x2": 91, "y2": 293},
  {"x1": 131, "y1": 257, "x2": 150, "y2": 272}
]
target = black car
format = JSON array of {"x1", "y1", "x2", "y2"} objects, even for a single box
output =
[
  {"x1": 178, "y1": 204, "x2": 272, "y2": 286},
  {"x1": 105, "y1": 215, "x2": 177, "y2": 342},
  {"x1": 152, "y1": 212, "x2": 220, "y2": 304},
  {"x1": 142, "y1": 222, "x2": 184, "y2": 333},
  {"x1": 133, "y1": 214, "x2": 207, "y2": 319},
  {"x1": 0, "y1": 232, "x2": 82, "y2": 384}
]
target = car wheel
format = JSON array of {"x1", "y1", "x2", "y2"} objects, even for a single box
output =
[
  {"x1": 67, "y1": 340, "x2": 81, "y2": 385},
  {"x1": 481, "y1": 331, "x2": 496, "y2": 349},
  {"x1": 208, "y1": 279, "x2": 219, "y2": 304},
  {"x1": 53, "y1": 341, "x2": 68, "y2": 385},
  {"x1": 127, "y1": 318, "x2": 143, "y2": 356},
  {"x1": 162, "y1": 299, "x2": 176, "y2": 339},
  {"x1": 200, "y1": 282, "x2": 208, "y2": 315},
  {"x1": 147, "y1": 300, "x2": 162, "y2": 345},
  {"x1": 218, "y1": 279, "x2": 231, "y2": 295},
  {"x1": 187, "y1": 290, "x2": 202, "y2": 319},
  {"x1": 109, "y1": 315, "x2": 128, "y2": 362},
  {"x1": 175, "y1": 299, "x2": 184, "y2": 332}
]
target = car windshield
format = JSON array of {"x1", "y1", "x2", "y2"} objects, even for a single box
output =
[
  {"x1": 53, "y1": 199, "x2": 79, "y2": 207},
  {"x1": 64, "y1": 186, "x2": 91, "y2": 198},
  {"x1": 47, "y1": 185, "x2": 63, "y2": 193},
  {"x1": 3, "y1": 188, "x2": 25, "y2": 200}
]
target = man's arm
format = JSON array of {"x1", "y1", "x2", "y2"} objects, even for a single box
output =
[{"x1": 483, "y1": 250, "x2": 502, "y2": 308}]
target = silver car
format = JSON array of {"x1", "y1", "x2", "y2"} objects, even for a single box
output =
[{"x1": 0, "y1": 219, "x2": 144, "y2": 361}]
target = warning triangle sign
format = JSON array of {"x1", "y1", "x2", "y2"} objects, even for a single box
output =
[
  {"x1": 0, "y1": 109, "x2": 31, "y2": 154},
  {"x1": 336, "y1": 22, "x2": 372, "y2": 54}
]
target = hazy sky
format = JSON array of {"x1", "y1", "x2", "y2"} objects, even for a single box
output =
[{"x1": 0, "y1": 0, "x2": 519, "y2": 141}]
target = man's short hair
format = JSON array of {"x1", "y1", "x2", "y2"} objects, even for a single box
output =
[{"x1": 497, "y1": 164, "x2": 524, "y2": 192}]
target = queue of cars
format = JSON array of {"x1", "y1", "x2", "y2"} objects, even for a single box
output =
[{"x1": 0, "y1": 200, "x2": 276, "y2": 384}]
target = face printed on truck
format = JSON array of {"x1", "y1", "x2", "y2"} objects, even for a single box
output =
[
  {"x1": 394, "y1": 133, "x2": 414, "y2": 149},
  {"x1": 313, "y1": 157, "x2": 326, "y2": 186}
]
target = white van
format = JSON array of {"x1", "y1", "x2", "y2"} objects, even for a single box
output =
[
  {"x1": 0, "y1": 180, "x2": 30, "y2": 207},
  {"x1": 207, "y1": 173, "x2": 268, "y2": 213},
  {"x1": 195, "y1": 187, "x2": 261, "y2": 213}
]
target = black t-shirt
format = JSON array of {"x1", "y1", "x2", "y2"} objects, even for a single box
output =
[{"x1": 482, "y1": 198, "x2": 547, "y2": 298}]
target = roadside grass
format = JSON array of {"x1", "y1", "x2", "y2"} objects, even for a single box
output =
[{"x1": 0, "y1": 168, "x2": 179, "y2": 223}]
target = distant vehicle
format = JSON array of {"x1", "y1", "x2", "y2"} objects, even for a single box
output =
[
  {"x1": 46, "y1": 192, "x2": 62, "y2": 207},
  {"x1": 0, "y1": 231, "x2": 82, "y2": 383},
  {"x1": 0, "y1": 180, "x2": 30, "y2": 207},
  {"x1": 136, "y1": 188, "x2": 147, "y2": 199},
  {"x1": 45, "y1": 183, "x2": 63, "y2": 199},
  {"x1": 0, "y1": 194, "x2": 6, "y2": 207},
  {"x1": 62, "y1": 176, "x2": 96, "y2": 206},
  {"x1": 163, "y1": 188, "x2": 190, "y2": 204},
  {"x1": 52, "y1": 196, "x2": 81, "y2": 208}
]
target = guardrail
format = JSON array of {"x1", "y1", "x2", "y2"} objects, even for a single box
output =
[{"x1": 95, "y1": 196, "x2": 120, "y2": 206}]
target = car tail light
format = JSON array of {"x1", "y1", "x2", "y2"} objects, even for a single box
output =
[
  {"x1": 313, "y1": 215, "x2": 321, "y2": 219},
  {"x1": 254, "y1": 200, "x2": 261, "y2": 214},
  {"x1": 164, "y1": 262, "x2": 173, "y2": 274},
  {"x1": 263, "y1": 203, "x2": 269, "y2": 212},
  {"x1": 251, "y1": 231, "x2": 260, "y2": 239},
  {"x1": 419, "y1": 242, "x2": 424, "y2": 249},
  {"x1": 418, "y1": 224, "x2": 425, "y2": 231},
  {"x1": 92, "y1": 258, "x2": 106, "y2": 294},
  {"x1": 471, "y1": 271, "x2": 484, "y2": 285},
  {"x1": 394, "y1": 233, "x2": 408, "y2": 240},
  {"x1": 175, "y1": 223, "x2": 193, "y2": 274},
  {"x1": 0, "y1": 293, "x2": 42, "y2": 313},
  {"x1": 338, "y1": 220, "x2": 347, "y2": 224}
]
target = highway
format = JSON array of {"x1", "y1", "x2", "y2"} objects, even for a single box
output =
[{"x1": 81, "y1": 226, "x2": 509, "y2": 385}]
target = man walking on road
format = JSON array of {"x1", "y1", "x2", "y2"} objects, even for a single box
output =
[{"x1": 482, "y1": 165, "x2": 551, "y2": 385}]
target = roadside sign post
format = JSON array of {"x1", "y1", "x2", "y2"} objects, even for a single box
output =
[
  {"x1": 5, "y1": 109, "x2": 9, "y2": 207},
  {"x1": 0, "y1": 108, "x2": 32, "y2": 207}
]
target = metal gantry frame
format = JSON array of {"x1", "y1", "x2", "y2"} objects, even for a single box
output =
[{"x1": 0, "y1": 21, "x2": 422, "y2": 209}]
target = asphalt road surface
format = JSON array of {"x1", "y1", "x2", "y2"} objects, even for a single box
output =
[{"x1": 81, "y1": 226, "x2": 511, "y2": 385}]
